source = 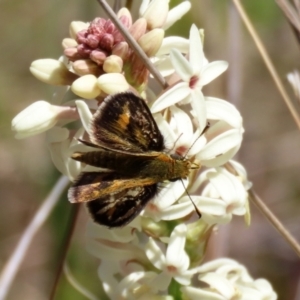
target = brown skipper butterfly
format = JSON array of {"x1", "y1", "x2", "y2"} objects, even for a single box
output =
[{"x1": 68, "y1": 92, "x2": 199, "y2": 227}]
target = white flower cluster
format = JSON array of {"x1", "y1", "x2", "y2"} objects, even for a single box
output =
[{"x1": 11, "y1": 0, "x2": 276, "y2": 299}]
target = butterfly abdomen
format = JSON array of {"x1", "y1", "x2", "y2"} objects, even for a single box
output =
[{"x1": 71, "y1": 150, "x2": 145, "y2": 174}]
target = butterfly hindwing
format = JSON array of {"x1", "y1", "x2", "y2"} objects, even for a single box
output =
[
  {"x1": 90, "y1": 92, "x2": 164, "y2": 153},
  {"x1": 87, "y1": 183, "x2": 157, "y2": 227},
  {"x1": 68, "y1": 172, "x2": 157, "y2": 227}
]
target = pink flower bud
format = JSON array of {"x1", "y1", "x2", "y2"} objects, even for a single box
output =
[
  {"x1": 129, "y1": 18, "x2": 147, "y2": 41},
  {"x1": 90, "y1": 50, "x2": 107, "y2": 65},
  {"x1": 112, "y1": 42, "x2": 129, "y2": 60},
  {"x1": 72, "y1": 59, "x2": 101, "y2": 76},
  {"x1": 99, "y1": 34, "x2": 114, "y2": 52}
]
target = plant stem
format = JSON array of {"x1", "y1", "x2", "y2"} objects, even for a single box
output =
[
  {"x1": 0, "y1": 176, "x2": 69, "y2": 300},
  {"x1": 249, "y1": 189, "x2": 300, "y2": 257},
  {"x1": 49, "y1": 204, "x2": 80, "y2": 300},
  {"x1": 232, "y1": 0, "x2": 300, "y2": 130}
]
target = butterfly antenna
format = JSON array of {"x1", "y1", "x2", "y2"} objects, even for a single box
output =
[
  {"x1": 166, "y1": 133, "x2": 184, "y2": 154},
  {"x1": 180, "y1": 179, "x2": 201, "y2": 218},
  {"x1": 183, "y1": 122, "x2": 210, "y2": 159}
]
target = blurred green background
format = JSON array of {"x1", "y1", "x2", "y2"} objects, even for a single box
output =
[{"x1": 1, "y1": 0, "x2": 300, "y2": 299}]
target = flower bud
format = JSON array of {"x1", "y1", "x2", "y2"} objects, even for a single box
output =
[
  {"x1": 72, "y1": 59, "x2": 100, "y2": 76},
  {"x1": 97, "y1": 73, "x2": 129, "y2": 94},
  {"x1": 62, "y1": 38, "x2": 78, "y2": 49},
  {"x1": 90, "y1": 50, "x2": 107, "y2": 65},
  {"x1": 64, "y1": 47, "x2": 82, "y2": 61},
  {"x1": 117, "y1": 7, "x2": 132, "y2": 28},
  {"x1": 71, "y1": 74, "x2": 101, "y2": 99},
  {"x1": 69, "y1": 21, "x2": 89, "y2": 39},
  {"x1": 12, "y1": 101, "x2": 60, "y2": 139},
  {"x1": 112, "y1": 42, "x2": 129, "y2": 60},
  {"x1": 138, "y1": 28, "x2": 164, "y2": 56},
  {"x1": 142, "y1": 0, "x2": 169, "y2": 29},
  {"x1": 129, "y1": 18, "x2": 147, "y2": 41},
  {"x1": 99, "y1": 33, "x2": 114, "y2": 52},
  {"x1": 30, "y1": 59, "x2": 78, "y2": 85},
  {"x1": 103, "y1": 55, "x2": 123, "y2": 73}
]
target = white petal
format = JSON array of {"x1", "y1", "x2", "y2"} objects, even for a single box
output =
[
  {"x1": 87, "y1": 239, "x2": 144, "y2": 261},
  {"x1": 189, "y1": 24, "x2": 203, "y2": 74},
  {"x1": 166, "y1": 224, "x2": 187, "y2": 267},
  {"x1": 193, "y1": 258, "x2": 239, "y2": 273},
  {"x1": 174, "y1": 272, "x2": 193, "y2": 285},
  {"x1": 229, "y1": 160, "x2": 252, "y2": 190},
  {"x1": 157, "y1": 36, "x2": 189, "y2": 55},
  {"x1": 199, "y1": 273, "x2": 236, "y2": 298},
  {"x1": 152, "y1": 180, "x2": 186, "y2": 210},
  {"x1": 163, "y1": 1, "x2": 191, "y2": 30},
  {"x1": 139, "y1": 0, "x2": 150, "y2": 15},
  {"x1": 187, "y1": 132, "x2": 206, "y2": 156},
  {"x1": 46, "y1": 126, "x2": 69, "y2": 143},
  {"x1": 170, "y1": 49, "x2": 193, "y2": 81},
  {"x1": 287, "y1": 70, "x2": 300, "y2": 98},
  {"x1": 197, "y1": 129, "x2": 242, "y2": 161},
  {"x1": 200, "y1": 61, "x2": 228, "y2": 86},
  {"x1": 153, "y1": 55, "x2": 175, "y2": 77},
  {"x1": 190, "y1": 89, "x2": 207, "y2": 133},
  {"x1": 149, "y1": 271, "x2": 172, "y2": 291},
  {"x1": 169, "y1": 106, "x2": 194, "y2": 148},
  {"x1": 158, "y1": 200, "x2": 195, "y2": 220},
  {"x1": 207, "y1": 169, "x2": 247, "y2": 209},
  {"x1": 153, "y1": 113, "x2": 177, "y2": 146},
  {"x1": 206, "y1": 97, "x2": 242, "y2": 128},
  {"x1": 145, "y1": 237, "x2": 166, "y2": 270},
  {"x1": 181, "y1": 196, "x2": 226, "y2": 216},
  {"x1": 151, "y1": 82, "x2": 190, "y2": 113},
  {"x1": 75, "y1": 100, "x2": 93, "y2": 134},
  {"x1": 207, "y1": 170, "x2": 235, "y2": 204},
  {"x1": 181, "y1": 286, "x2": 225, "y2": 300},
  {"x1": 86, "y1": 221, "x2": 136, "y2": 243},
  {"x1": 118, "y1": 271, "x2": 159, "y2": 297},
  {"x1": 46, "y1": 127, "x2": 75, "y2": 178},
  {"x1": 203, "y1": 145, "x2": 241, "y2": 168},
  {"x1": 97, "y1": 261, "x2": 120, "y2": 298}
]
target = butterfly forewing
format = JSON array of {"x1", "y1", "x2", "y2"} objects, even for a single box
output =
[
  {"x1": 69, "y1": 172, "x2": 157, "y2": 203},
  {"x1": 90, "y1": 92, "x2": 164, "y2": 152}
]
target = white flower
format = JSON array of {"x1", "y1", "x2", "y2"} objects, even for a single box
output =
[
  {"x1": 181, "y1": 258, "x2": 277, "y2": 300},
  {"x1": 151, "y1": 24, "x2": 228, "y2": 124},
  {"x1": 98, "y1": 261, "x2": 163, "y2": 300},
  {"x1": 145, "y1": 224, "x2": 193, "y2": 291},
  {"x1": 143, "y1": 98, "x2": 243, "y2": 223},
  {"x1": 188, "y1": 167, "x2": 248, "y2": 225}
]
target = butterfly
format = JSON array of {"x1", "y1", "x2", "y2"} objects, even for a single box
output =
[{"x1": 68, "y1": 92, "x2": 199, "y2": 227}]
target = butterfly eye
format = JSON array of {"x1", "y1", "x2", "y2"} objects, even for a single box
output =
[{"x1": 170, "y1": 153, "x2": 184, "y2": 160}]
